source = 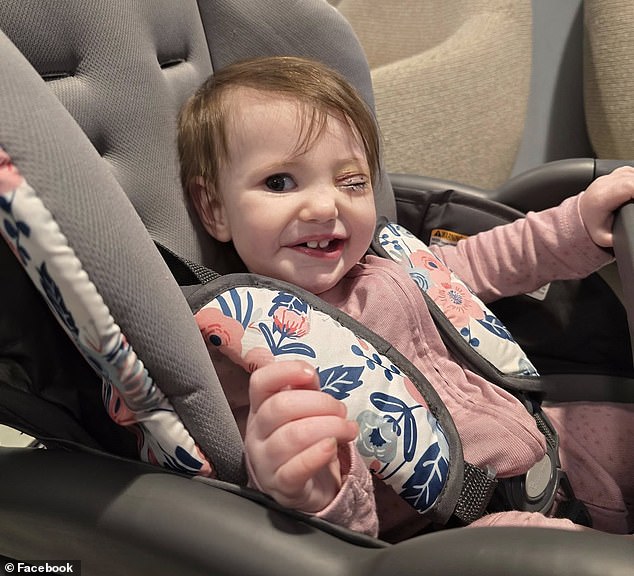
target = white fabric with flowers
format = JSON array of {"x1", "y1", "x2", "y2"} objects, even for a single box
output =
[
  {"x1": 195, "y1": 286, "x2": 453, "y2": 516},
  {"x1": 0, "y1": 147, "x2": 215, "y2": 478},
  {"x1": 376, "y1": 222, "x2": 538, "y2": 377}
]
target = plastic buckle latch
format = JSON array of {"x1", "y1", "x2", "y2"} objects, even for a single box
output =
[{"x1": 490, "y1": 439, "x2": 561, "y2": 514}]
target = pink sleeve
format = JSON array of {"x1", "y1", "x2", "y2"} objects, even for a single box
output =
[
  {"x1": 246, "y1": 440, "x2": 379, "y2": 537},
  {"x1": 314, "y1": 442, "x2": 379, "y2": 537},
  {"x1": 469, "y1": 511, "x2": 585, "y2": 531},
  {"x1": 430, "y1": 194, "x2": 614, "y2": 303}
]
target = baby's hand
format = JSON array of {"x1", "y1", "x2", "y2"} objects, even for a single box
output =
[
  {"x1": 245, "y1": 360, "x2": 359, "y2": 513},
  {"x1": 579, "y1": 165, "x2": 634, "y2": 247}
]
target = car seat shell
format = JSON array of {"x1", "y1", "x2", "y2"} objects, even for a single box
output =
[{"x1": 1, "y1": 0, "x2": 634, "y2": 573}]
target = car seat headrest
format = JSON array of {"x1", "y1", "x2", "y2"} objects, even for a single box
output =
[{"x1": 0, "y1": 29, "x2": 246, "y2": 482}]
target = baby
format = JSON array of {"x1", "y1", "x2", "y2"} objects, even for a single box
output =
[{"x1": 178, "y1": 56, "x2": 634, "y2": 540}]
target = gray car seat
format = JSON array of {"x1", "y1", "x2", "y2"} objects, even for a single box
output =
[{"x1": 1, "y1": 1, "x2": 634, "y2": 575}]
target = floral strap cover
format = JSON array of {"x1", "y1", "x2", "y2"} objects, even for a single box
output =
[
  {"x1": 190, "y1": 274, "x2": 466, "y2": 524},
  {"x1": 0, "y1": 147, "x2": 214, "y2": 478},
  {"x1": 374, "y1": 221, "x2": 539, "y2": 380}
]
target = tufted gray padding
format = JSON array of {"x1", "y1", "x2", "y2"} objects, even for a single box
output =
[
  {"x1": 1, "y1": 0, "x2": 395, "y2": 268},
  {"x1": 0, "y1": 11, "x2": 245, "y2": 481},
  {"x1": 0, "y1": 0, "x2": 226, "y2": 269},
  {"x1": 199, "y1": 0, "x2": 397, "y2": 222},
  {"x1": 584, "y1": 0, "x2": 634, "y2": 160}
]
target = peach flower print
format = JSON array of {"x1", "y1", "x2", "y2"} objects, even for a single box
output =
[
  {"x1": 427, "y1": 281, "x2": 485, "y2": 327},
  {"x1": 410, "y1": 250, "x2": 452, "y2": 286},
  {"x1": 272, "y1": 307, "x2": 310, "y2": 338},
  {"x1": 0, "y1": 148, "x2": 23, "y2": 194},
  {"x1": 196, "y1": 307, "x2": 245, "y2": 365}
]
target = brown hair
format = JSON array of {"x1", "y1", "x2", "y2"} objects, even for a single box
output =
[{"x1": 177, "y1": 56, "x2": 381, "y2": 202}]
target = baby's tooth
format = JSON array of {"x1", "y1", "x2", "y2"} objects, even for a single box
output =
[
  {"x1": 306, "y1": 240, "x2": 319, "y2": 249},
  {"x1": 318, "y1": 239, "x2": 330, "y2": 248}
]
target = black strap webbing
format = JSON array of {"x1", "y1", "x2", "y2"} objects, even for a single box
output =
[
  {"x1": 156, "y1": 243, "x2": 219, "y2": 286},
  {"x1": 453, "y1": 463, "x2": 498, "y2": 524}
]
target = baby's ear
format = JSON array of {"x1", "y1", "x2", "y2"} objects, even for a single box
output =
[{"x1": 188, "y1": 177, "x2": 232, "y2": 242}]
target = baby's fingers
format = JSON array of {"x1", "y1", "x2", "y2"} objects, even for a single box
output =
[
  {"x1": 252, "y1": 390, "x2": 348, "y2": 440},
  {"x1": 249, "y1": 360, "x2": 318, "y2": 413},
  {"x1": 272, "y1": 437, "x2": 340, "y2": 511},
  {"x1": 250, "y1": 414, "x2": 358, "y2": 470}
]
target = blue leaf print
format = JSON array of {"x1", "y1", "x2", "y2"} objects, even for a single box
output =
[
  {"x1": 174, "y1": 445, "x2": 204, "y2": 472},
  {"x1": 16, "y1": 220, "x2": 30, "y2": 236},
  {"x1": 352, "y1": 346, "x2": 401, "y2": 379},
  {"x1": 215, "y1": 293, "x2": 232, "y2": 318},
  {"x1": 370, "y1": 392, "x2": 419, "y2": 463},
  {"x1": 162, "y1": 445, "x2": 204, "y2": 475},
  {"x1": 401, "y1": 411, "x2": 418, "y2": 462},
  {"x1": 258, "y1": 322, "x2": 277, "y2": 352},
  {"x1": 370, "y1": 392, "x2": 408, "y2": 413},
  {"x1": 409, "y1": 270, "x2": 430, "y2": 292},
  {"x1": 215, "y1": 289, "x2": 254, "y2": 329},
  {"x1": 3, "y1": 218, "x2": 17, "y2": 240},
  {"x1": 384, "y1": 223, "x2": 401, "y2": 238},
  {"x1": 269, "y1": 292, "x2": 309, "y2": 316},
  {"x1": 351, "y1": 344, "x2": 364, "y2": 357},
  {"x1": 277, "y1": 342, "x2": 316, "y2": 357},
  {"x1": 242, "y1": 290, "x2": 254, "y2": 329},
  {"x1": 0, "y1": 195, "x2": 10, "y2": 212},
  {"x1": 258, "y1": 322, "x2": 316, "y2": 357},
  {"x1": 230, "y1": 288, "x2": 242, "y2": 322},
  {"x1": 38, "y1": 262, "x2": 79, "y2": 336},
  {"x1": 400, "y1": 442, "x2": 449, "y2": 513},
  {"x1": 477, "y1": 313, "x2": 515, "y2": 342},
  {"x1": 18, "y1": 245, "x2": 31, "y2": 264},
  {"x1": 319, "y1": 365, "x2": 364, "y2": 400},
  {"x1": 460, "y1": 327, "x2": 480, "y2": 348}
]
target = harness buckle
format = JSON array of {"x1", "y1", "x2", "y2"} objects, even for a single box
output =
[
  {"x1": 490, "y1": 437, "x2": 561, "y2": 514},
  {"x1": 487, "y1": 404, "x2": 592, "y2": 526}
]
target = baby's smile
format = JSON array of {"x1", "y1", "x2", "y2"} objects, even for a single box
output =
[{"x1": 289, "y1": 237, "x2": 345, "y2": 257}]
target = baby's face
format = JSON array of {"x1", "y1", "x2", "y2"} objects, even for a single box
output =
[{"x1": 205, "y1": 88, "x2": 376, "y2": 294}]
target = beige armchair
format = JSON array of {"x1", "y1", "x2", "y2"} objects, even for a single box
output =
[
  {"x1": 584, "y1": 0, "x2": 634, "y2": 160},
  {"x1": 328, "y1": 0, "x2": 532, "y2": 188}
]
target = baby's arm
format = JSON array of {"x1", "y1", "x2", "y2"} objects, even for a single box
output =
[
  {"x1": 245, "y1": 360, "x2": 378, "y2": 536},
  {"x1": 430, "y1": 172, "x2": 626, "y2": 302}
]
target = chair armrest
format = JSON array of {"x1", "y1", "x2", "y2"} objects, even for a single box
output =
[{"x1": 392, "y1": 159, "x2": 634, "y2": 215}]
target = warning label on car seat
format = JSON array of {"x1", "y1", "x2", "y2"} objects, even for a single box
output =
[{"x1": 429, "y1": 228, "x2": 468, "y2": 247}]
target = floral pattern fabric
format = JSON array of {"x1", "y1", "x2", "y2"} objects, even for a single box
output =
[
  {"x1": 195, "y1": 286, "x2": 452, "y2": 515},
  {"x1": 377, "y1": 222, "x2": 538, "y2": 377},
  {"x1": 0, "y1": 147, "x2": 214, "y2": 478}
]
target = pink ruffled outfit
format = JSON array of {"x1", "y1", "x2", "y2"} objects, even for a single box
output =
[{"x1": 223, "y1": 194, "x2": 634, "y2": 541}]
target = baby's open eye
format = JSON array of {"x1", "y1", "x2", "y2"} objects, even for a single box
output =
[{"x1": 265, "y1": 173, "x2": 296, "y2": 192}]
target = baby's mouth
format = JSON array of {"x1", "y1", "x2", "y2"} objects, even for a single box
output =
[{"x1": 299, "y1": 238, "x2": 342, "y2": 253}]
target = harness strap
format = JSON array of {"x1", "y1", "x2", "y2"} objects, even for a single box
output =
[
  {"x1": 156, "y1": 243, "x2": 220, "y2": 286},
  {"x1": 454, "y1": 463, "x2": 498, "y2": 524},
  {"x1": 370, "y1": 220, "x2": 594, "y2": 526},
  {"x1": 157, "y1": 240, "x2": 591, "y2": 526}
]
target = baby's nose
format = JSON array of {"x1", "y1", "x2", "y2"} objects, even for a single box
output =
[{"x1": 299, "y1": 188, "x2": 339, "y2": 222}]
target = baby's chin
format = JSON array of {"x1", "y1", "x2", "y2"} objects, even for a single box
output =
[
  {"x1": 290, "y1": 276, "x2": 342, "y2": 296},
  {"x1": 245, "y1": 257, "x2": 358, "y2": 295},
  {"x1": 279, "y1": 269, "x2": 349, "y2": 296}
]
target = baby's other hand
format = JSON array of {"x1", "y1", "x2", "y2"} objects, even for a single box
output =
[
  {"x1": 245, "y1": 360, "x2": 358, "y2": 514},
  {"x1": 579, "y1": 165, "x2": 634, "y2": 248}
]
